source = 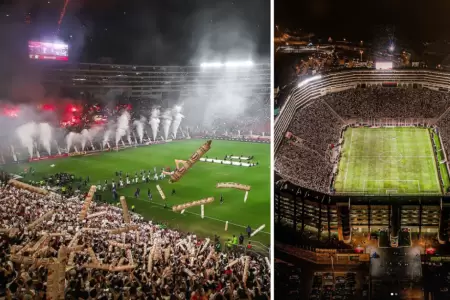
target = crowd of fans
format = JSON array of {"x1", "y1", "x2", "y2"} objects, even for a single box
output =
[
  {"x1": 275, "y1": 142, "x2": 333, "y2": 194},
  {"x1": 0, "y1": 185, "x2": 270, "y2": 299},
  {"x1": 323, "y1": 87, "x2": 450, "y2": 120},
  {"x1": 276, "y1": 86, "x2": 450, "y2": 194},
  {"x1": 287, "y1": 100, "x2": 344, "y2": 153}
]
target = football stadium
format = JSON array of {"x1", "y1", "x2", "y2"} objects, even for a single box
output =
[
  {"x1": 274, "y1": 69, "x2": 450, "y2": 299},
  {"x1": 275, "y1": 70, "x2": 450, "y2": 249},
  {"x1": 0, "y1": 62, "x2": 271, "y2": 298}
]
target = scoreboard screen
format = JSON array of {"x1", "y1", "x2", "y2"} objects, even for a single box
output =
[
  {"x1": 28, "y1": 41, "x2": 69, "y2": 61},
  {"x1": 375, "y1": 61, "x2": 393, "y2": 70}
]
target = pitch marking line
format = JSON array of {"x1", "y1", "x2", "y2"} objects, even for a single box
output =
[
  {"x1": 343, "y1": 128, "x2": 354, "y2": 191},
  {"x1": 125, "y1": 197, "x2": 270, "y2": 235},
  {"x1": 362, "y1": 179, "x2": 420, "y2": 194}
]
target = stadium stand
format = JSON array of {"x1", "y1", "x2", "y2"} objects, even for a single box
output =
[
  {"x1": 0, "y1": 184, "x2": 270, "y2": 299},
  {"x1": 275, "y1": 70, "x2": 450, "y2": 195}
]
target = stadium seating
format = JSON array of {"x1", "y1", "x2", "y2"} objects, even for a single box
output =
[
  {"x1": 276, "y1": 85, "x2": 450, "y2": 194},
  {"x1": 0, "y1": 184, "x2": 270, "y2": 299}
]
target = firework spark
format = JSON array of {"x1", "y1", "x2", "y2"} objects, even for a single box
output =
[{"x1": 57, "y1": 0, "x2": 70, "y2": 32}]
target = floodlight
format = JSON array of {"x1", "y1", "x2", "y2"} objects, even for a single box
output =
[
  {"x1": 298, "y1": 75, "x2": 322, "y2": 88},
  {"x1": 200, "y1": 62, "x2": 223, "y2": 68},
  {"x1": 224, "y1": 60, "x2": 254, "y2": 67}
]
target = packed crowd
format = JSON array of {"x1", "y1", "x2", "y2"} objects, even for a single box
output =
[
  {"x1": 277, "y1": 87, "x2": 450, "y2": 194},
  {"x1": 287, "y1": 101, "x2": 344, "y2": 153},
  {"x1": 275, "y1": 142, "x2": 333, "y2": 194},
  {"x1": 323, "y1": 87, "x2": 450, "y2": 120},
  {"x1": 436, "y1": 113, "x2": 450, "y2": 159},
  {"x1": 0, "y1": 185, "x2": 270, "y2": 299}
]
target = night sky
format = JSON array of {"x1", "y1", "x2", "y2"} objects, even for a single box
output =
[
  {"x1": 276, "y1": 0, "x2": 450, "y2": 46},
  {"x1": 0, "y1": 0, "x2": 270, "y2": 65}
]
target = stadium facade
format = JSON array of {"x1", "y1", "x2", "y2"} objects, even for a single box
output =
[
  {"x1": 274, "y1": 69, "x2": 450, "y2": 245},
  {"x1": 40, "y1": 62, "x2": 271, "y2": 99}
]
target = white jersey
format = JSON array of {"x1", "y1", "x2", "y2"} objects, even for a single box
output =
[
  {"x1": 126, "y1": 178, "x2": 130, "y2": 185},
  {"x1": 112, "y1": 183, "x2": 116, "y2": 188},
  {"x1": 119, "y1": 180, "x2": 124, "y2": 187}
]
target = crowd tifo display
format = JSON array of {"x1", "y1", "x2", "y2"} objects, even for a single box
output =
[
  {"x1": 275, "y1": 80, "x2": 450, "y2": 194},
  {"x1": 0, "y1": 184, "x2": 271, "y2": 299}
]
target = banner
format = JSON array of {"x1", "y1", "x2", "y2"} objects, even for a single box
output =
[
  {"x1": 170, "y1": 140, "x2": 212, "y2": 183},
  {"x1": 28, "y1": 153, "x2": 68, "y2": 162},
  {"x1": 172, "y1": 197, "x2": 214, "y2": 212},
  {"x1": 216, "y1": 182, "x2": 251, "y2": 191},
  {"x1": 68, "y1": 151, "x2": 87, "y2": 157},
  {"x1": 120, "y1": 196, "x2": 131, "y2": 224}
]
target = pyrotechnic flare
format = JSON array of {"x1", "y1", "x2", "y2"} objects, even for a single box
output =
[
  {"x1": 115, "y1": 111, "x2": 130, "y2": 147},
  {"x1": 133, "y1": 117, "x2": 146, "y2": 144},
  {"x1": 38, "y1": 123, "x2": 52, "y2": 155},
  {"x1": 170, "y1": 140, "x2": 212, "y2": 183},
  {"x1": 126, "y1": 130, "x2": 132, "y2": 146},
  {"x1": 16, "y1": 122, "x2": 37, "y2": 158},
  {"x1": 66, "y1": 132, "x2": 81, "y2": 153},
  {"x1": 81, "y1": 127, "x2": 101, "y2": 151},
  {"x1": 162, "y1": 109, "x2": 173, "y2": 140},
  {"x1": 57, "y1": 0, "x2": 70, "y2": 32},
  {"x1": 171, "y1": 106, "x2": 184, "y2": 139},
  {"x1": 149, "y1": 108, "x2": 160, "y2": 141},
  {"x1": 81, "y1": 129, "x2": 89, "y2": 151},
  {"x1": 103, "y1": 129, "x2": 112, "y2": 148}
]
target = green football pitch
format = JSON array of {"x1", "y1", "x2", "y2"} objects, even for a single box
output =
[
  {"x1": 5, "y1": 140, "x2": 270, "y2": 245},
  {"x1": 333, "y1": 127, "x2": 445, "y2": 195}
]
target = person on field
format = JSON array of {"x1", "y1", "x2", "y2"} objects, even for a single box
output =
[{"x1": 246, "y1": 225, "x2": 252, "y2": 238}]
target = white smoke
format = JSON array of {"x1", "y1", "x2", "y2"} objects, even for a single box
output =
[
  {"x1": 38, "y1": 123, "x2": 53, "y2": 155},
  {"x1": 133, "y1": 116, "x2": 146, "y2": 144},
  {"x1": 161, "y1": 109, "x2": 173, "y2": 140},
  {"x1": 103, "y1": 128, "x2": 112, "y2": 148},
  {"x1": 126, "y1": 130, "x2": 132, "y2": 145},
  {"x1": 149, "y1": 108, "x2": 160, "y2": 141},
  {"x1": 115, "y1": 111, "x2": 130, "y2": 146},
  {"x1": 81, "y1": 127, "x2": 101, "y2": 151},
  {"x1": 171, "y1": 105, "x2": 184, "y2": 139},
  {"x1": 16, "y1": 122, "x2": 37, "y2": 158},
  {"x1": 66, "y1": 132, "x2": 81, "y2": 152}
]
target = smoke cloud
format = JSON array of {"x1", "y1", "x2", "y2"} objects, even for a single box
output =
[
  {"x1": 171, "y1": 106, "x2": 184, "y2": 139},
  {"x1": 149, "y1": 108, "x2": 161, "y2": 141},
  {"x1": 115, "y1": 111, "x2": 131, "y2": 147}
]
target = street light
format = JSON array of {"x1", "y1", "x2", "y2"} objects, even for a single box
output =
[{"x1": 360, "y1": 50, "x2": 364, "y2": 61}]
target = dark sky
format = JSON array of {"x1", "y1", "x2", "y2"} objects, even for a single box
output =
[
  {"x1": 0, "y1": 0, "x2": 270, "y2": 65},
  {"x1": 276, "y1": 0, "x2": 450, "y2": 44}
]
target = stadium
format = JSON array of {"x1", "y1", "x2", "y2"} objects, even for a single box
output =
[
  {"x1": 275, "y1": 69, "x2": 450, "y2": 246},
  {"x1": 274, "y1": 69, "x2": 450, "y2": 299},
  {"x1": 0, "y1": 61, "x2": 271, "y2": 298}
]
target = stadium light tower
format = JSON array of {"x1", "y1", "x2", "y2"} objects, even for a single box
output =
[{"x1": 389, "y1": 44, "x2": 395, "y2": 52}]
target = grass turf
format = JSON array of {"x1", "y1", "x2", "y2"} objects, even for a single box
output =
[
  {"x1": 5, "y1": 140, "x2": 270, "y2": 246},
  {"x1": 333, "y1": 127, "x2": 442, "y2": 195}
]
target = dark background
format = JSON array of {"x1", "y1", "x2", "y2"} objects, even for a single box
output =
[
  {"x1": 0, "y1": 0, "x2": 270, "y2": 65},
  {"x1": 276, "y1": 0, "x2": 450, "y2": 50}
]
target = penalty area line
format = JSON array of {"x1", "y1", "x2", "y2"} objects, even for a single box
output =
[{"x1": 126, "y1": 197, "x2": 270, "y2": 235}]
